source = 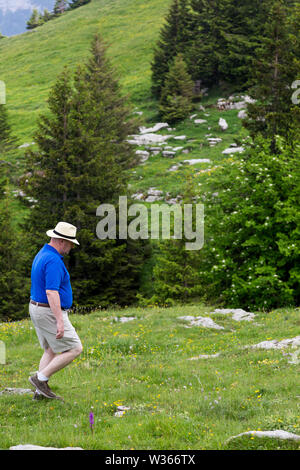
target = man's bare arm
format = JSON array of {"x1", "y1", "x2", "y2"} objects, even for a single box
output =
[{"x1": 46, "y1": 290, "x2": 64, "y2": 339}]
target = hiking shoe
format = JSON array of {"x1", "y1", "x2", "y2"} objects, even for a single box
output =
[{"x1": 28, "y1": 373, "x2": 57, "y2": 399}]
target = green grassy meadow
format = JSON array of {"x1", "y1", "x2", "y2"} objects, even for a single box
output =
[
  {"x1": 0, "y1": 304, "x2": 299, "y2": 450},
  {"x1": 0, "y1": 0, "x2": 171, "y2": 143}
]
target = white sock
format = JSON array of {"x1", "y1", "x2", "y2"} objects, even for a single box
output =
[
  {"x1": 35, "y1": 389, "x2": 42, "y2": 395},
  {"x1": 37, "y1": 372, "x2": 49, "y2": 382}
]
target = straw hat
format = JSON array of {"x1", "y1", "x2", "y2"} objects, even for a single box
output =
[{"x1": 46, "y1": 221, "x2": 80, "y2": 245}]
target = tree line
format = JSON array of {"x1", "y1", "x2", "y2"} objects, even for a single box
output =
[
  {"x1": 26, "y1": 0, "x2": 91, "y2": 30},
  {"x1": 0, "y1": 1, "x2": 299, "y2": 320},
  {"x1": 0, "y1": 34, "x2": 150, "y2": 320},
  {"x1": 154, "y1": 0, "x2": 300, "y2": 124}
]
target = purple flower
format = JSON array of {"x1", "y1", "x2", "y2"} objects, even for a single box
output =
[{"x1": 89, "y1": 412, "x2": 94, "y2": 433}]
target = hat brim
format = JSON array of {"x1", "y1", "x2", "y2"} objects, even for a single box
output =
[{"x1": 46, "y1": 229, "x2": 80, "y2": 245}]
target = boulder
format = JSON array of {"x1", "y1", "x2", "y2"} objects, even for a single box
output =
[
  {"x1": 178, "y1": 316, "x2": 224, "y2": 330},
  {"x1": 0, "y1": 388, "x2": 33, "y2": 396},
  {"x1": 213, "y1": 308, "x2": 255, "y2": 322},
  {"x1": 139, "y1": 123, "x2": 169, "y2": 134},
  {"x1": 222, "y1": 146, "x2": 244, "y2": 154},
  {"x1": 226, "y1": 430, "x2": 300, "y2": 444},
  {"x1": 183, "y1": 159, "x2": 210, "y2": 165},
  {"x1": 219, "y1": 118, "x2": 228, "y2": 131},
  {"x1": 127, "y1": 133, "x2": 174, "y2": 146}
]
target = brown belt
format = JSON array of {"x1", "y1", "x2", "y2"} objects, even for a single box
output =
[
  {"x1": 30, "y1": 299, "x2": 68, "y2": 311},
  {"x1": 30, "y1": 300, "x2": 50, "y2": 308}
]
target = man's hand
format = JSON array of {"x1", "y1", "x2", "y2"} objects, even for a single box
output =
[
  {"x1": 46, "y1": 289, "x2": 65, "y2": 339},
  {"x1": 56, "y1": 319, "x2": 65, "y2": 339}
]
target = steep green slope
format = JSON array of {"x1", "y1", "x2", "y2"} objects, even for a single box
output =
[{"x1": 0, "y1": 0, "x2": 171, "y2": 142}]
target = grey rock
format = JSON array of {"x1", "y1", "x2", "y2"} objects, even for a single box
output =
[
  {"x1": 183, "y1": 159, "x2": 210, "y2": 165},
  {"x1": 213, "y1": 308, "x2": 255, "y2": 322},
  {"x1": 0, "y1": 388, "x2": 33, "y2": 396},
  {"x1": 226, "y1": 430, "x2": 300, "y2": 444},
  {"x1": 10, "y1": 444, "x2": 83, "y2": 450}
]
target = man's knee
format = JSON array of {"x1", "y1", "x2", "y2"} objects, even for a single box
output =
[{"x1": 72, "y1": 344, "x2": 83, "y2": 358}]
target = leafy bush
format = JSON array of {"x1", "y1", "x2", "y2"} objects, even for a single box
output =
[{"x1": 198, "y1": 136, "x2": 299, "y2": 311}]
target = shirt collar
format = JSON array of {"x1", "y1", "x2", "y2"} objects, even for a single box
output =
[{"x1": 44, "y1": 243, "x2": 64, "y2": 259}]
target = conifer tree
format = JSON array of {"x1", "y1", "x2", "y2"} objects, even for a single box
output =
[
  {"x1": 138, "y1": 175, "x2": 203, "y2": 306},
  {"x1": 151, "y1": 0, "x2": 192, "y2": 98},
  {"x1": 0, "y1": 104, "x2": 18, "y2": 155},
  {"x1": 26, "y1": 9, "x2": 43, "y2": 30},
  {"x1": 0, "y1": 167, "x2": 28, "y2": 320},
  {"x1": 53, "y1": 0, "x2": 68, "y2": 16},
  {"x1": 21, "y1": 35, "x2": 149, "y2": 309},
  {"x1": 243, "y1": 1, "x2": 300, "y2": 147},
  {"x1": 159, "y1": 53, "x2": 195, "y2": 123},
  {"x1": 68, "y1": 0, "x2": 91, "y2": 9}
]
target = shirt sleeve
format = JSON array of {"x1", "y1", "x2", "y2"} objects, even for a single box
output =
[{"x1": 44, "y1": 259, "x2": 63, "y2": 291}]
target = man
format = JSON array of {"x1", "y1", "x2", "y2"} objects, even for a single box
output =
[{"x1": 28, "y1": 221, "x2": 83, "y2": 400}]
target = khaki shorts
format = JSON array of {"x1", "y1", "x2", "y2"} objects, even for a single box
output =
[{"x1": 29, "y1": 302, "x2": 82, "y2": 354}]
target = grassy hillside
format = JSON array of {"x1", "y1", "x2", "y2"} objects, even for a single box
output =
[
  {"x1": 0, "y1": 304, "x2": 300, "y2": 450},
  {"x1": 0, "y1": 0, "x2": 171, "y2": 143}
]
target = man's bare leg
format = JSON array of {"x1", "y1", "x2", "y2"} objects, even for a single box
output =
[
  {"x1": 39, "y1": 345, "x2": 83, "y2": 379},
  {"x1": 39, "y1": 348, "x2": 56, "y2": 372}
]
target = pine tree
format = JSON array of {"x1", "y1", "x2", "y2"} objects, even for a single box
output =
[
  {"x1": 151, "y1": 0, "x2": 192, "y2": 98},
  {"x1": 0, "y1": 104, "x2": 18, "y2": 155},
  {"x1": 138, "y1": 175, "x2": 203, "y2": 306},
  {"x1": 243, "y1": 1, "x2": 300, "y2": 147},
  {"x1": 159, "y1": 53, "x2": 195, "y2": 123},
  {"x1": 0, "y1": 168, "x2": 28, "y2": 320},
  {"x1": 53, "y1": 0, "x2": 68, "y2": 15},
  {"x1": 68, "y1": 0, "x2": 91, "y2": 9},
  {"x1": 26, "y1": 9, "x2": 43, "y2": 30},
  {"x1": 41, "y1": 9, "x2": 53, "y2": 22},
  {"x1": 20, "y1": 35, "x2": 149, "y2": 309}
]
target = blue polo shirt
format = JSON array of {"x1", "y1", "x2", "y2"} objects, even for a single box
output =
[{"x1": 30, "y1": 244, "x2": 73, "y2": 309}]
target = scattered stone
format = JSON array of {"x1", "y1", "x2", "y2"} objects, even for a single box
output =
[
  {"x1": 131, "y1": 192, "x2": 144, "y2": 201},
  {"x1": 147, "y1": 188, "x2": 163, "y2": 196},
  {"x1": 212, "y1": 308, "x2": 255, "y2": 322},
  {"x1": 249, "y1": 336, "x2": 300, "y2": 350},
  {"x1": 168, "y1": 164, "x2": 182, "y2": 172},
  {"x1": 183, "y1": 159, "x2": 210, "y2": 165},
  {"x1": 139, "y1": 123, "x2": 169, "y2": 134},
  {"x1": 10, "y1": 444, "x2": 83, "y2": 450},
  {"x1": 162, "y1": 151, "x2": 176, "y2": 158},
  {"x1": 194, "y1": 119, "x2": 207, "y2": 124},
  {"x1": 226, "y1": 430, "x2": 300, "y2": 444},
  {"x1": 114, "y1": 405, "x2": 130, "y2": 417},
  {"x1": 219, "y1": 118, "x2": 228, "y2": 131},
  {"x1": 145, "y1": 195, "x2": 164, "y2": 202},
  {"x1": 178, "y1": 316, "x2": 224, "y2": 330},
  {"x1": 18, "y1": 142, "x2": 35, "y2": 149},
  {"x1": 173, "y1": 136, "x2": 186, "y2": 140},
  {"x1": 113, "y1": 317, "x2": 136, "y2": 323},
  {"x1": 188, "y1": 353, "x2": 220, "y2": 360},
  {"x1": 238, "y1": 109, "x2": 247, "y2": 119},
  {"x1": 0, "y1": 388, "x2": 33, "y2": 396},
  {"x1": 190, "y1": 114, "x2": 198, "y2": 119},
  {"x1": 127, "y1": 133, "x2": 174, "y2": 146},
  {"x1": 222, "y1": 146, "x2": 245, "y2": 154},
  {"x1": 135, "y1": 150, "x2": 150, "y2": 163}
]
